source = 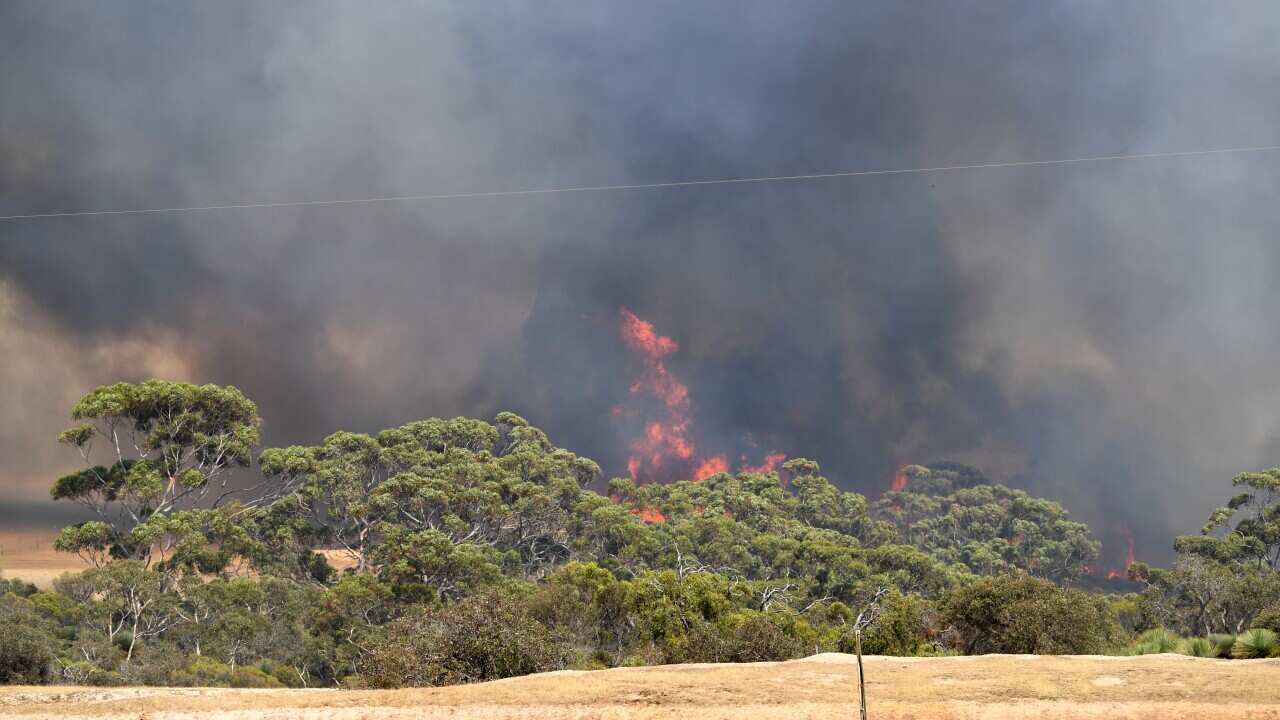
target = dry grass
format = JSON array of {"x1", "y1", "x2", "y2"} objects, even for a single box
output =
[{"x1": 2, "y1": 653, "x2": 1278, "y2": 719}]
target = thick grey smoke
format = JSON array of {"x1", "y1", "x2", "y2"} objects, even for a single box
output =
[{"x1": 4, "y1": 1, "x2": 1280, "y2": 563}]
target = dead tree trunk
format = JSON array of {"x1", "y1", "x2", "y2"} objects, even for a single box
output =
[
  {"x1": 852, "y1": 586, "x2": 886, "y2": 720},
  {"x1": 855, "y1": 627, "x2": 868, "y2": 720}
]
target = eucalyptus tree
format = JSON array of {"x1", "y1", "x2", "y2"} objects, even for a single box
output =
[
  {"x1": 51, "y1": 381, "x2": 264, "y2": 569},
  {"x1": 1129, "y1": 466, "x2": 1280, "y2": 634},
  {"x1": 258, "y1": 431, "x2": 398, "y2": 572},
  {"x1": 871, "y1": 463, "x2": 1099, "y2": 582},
  {"x1": 1180, "y1": 467, "x2": 1280, "y2": 570},
  {"x1": 257, "y1": 412, "x2": 601, "y2": 587}
]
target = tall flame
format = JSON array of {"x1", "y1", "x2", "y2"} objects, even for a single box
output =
[
  {"x1": 890, "y1": 466, "x2": 909, "y2": 491},
  {"x1": 615, "y1": 307, "x2": 782, "y2": 482},
  {"x1": 618, "y1": 308, "x2": 697, "y2": 481}
]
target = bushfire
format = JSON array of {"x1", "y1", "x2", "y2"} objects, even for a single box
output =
[
  {"x1": 890, "y1": 466, "x2": 909, "y2": 492},
  {"x1": 1084, "y1": 527, "x2": 1137, "y2": 580},
  {"x1": 614, "y1": 307, "x2": 783, "y2": 483}
]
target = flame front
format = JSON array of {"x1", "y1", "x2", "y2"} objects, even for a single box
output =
[
  {"x1": 1104, "y1": 528, "x2": 1136, "y2": 579},
  {"x1": 741, "y1": 452, "x2": 786, "y2": 475},
  {"x1": 614, "y1": 307, "x2": 782, "y2": 483},
  {"x1": 890, "y1": 466, "x2": 909, "y2": 491},
  {"x1": 618, "y1": 308, "x2": 699, "y2": 481}
]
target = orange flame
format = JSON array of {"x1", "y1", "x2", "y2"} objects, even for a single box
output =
[
  {"x1": 615, "y1": 307, "x2": 786, "y2": 483},
  {"x1": 630, "y1": 507, "x2": 666, "y2": 524},
  {"x1": 1088, "y1": 526, "x2": 1137, "y2": 580},
  {"x1": 741, "y1": 452, "x2": 786, "y2": 474},
  {"x1": 890, "y1": 466, "x2": 908, "y2": 492},
  {"x1": 693, "y1": 455, "x2": 730, "y2": 480},
  {"x1": 618, "y1": 308, "x2": 698, "y2": 482}
]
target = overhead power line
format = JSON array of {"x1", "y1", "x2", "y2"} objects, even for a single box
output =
[{"x1": 2, "y1": 143, "x2": 1279, "y2": 222}]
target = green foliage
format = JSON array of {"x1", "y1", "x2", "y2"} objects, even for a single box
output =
[
  {"x1": 940, "y1": 574, "x2": 1120, "y2": 655},
  {"x1": 858, "y1": 590, "x2": 935, "y2": 656},
  {"x1": 171, "y1": 657, "x2": 285, "y2": 688},
  {"x1": 1128, "y1": 628, "x2": 1180, "y2": 655},
  {"x1": 42, "y1": 382, "x2": 1280, "y2": 690},
  {"x1": 1183, "y1": 468, "x2": 1280, "y2": 570},
  {"x1": 1231, "y1": 628, "x2": 1279, "y2": 659},
  {"x1": 1209, "y1": 633, "x2": 1238, "y2": 658},
  {"x1": 0, "y1": 597, "x2": 53, "y2": 684},
  {"x1": 1250, "y1": 607, "x2": 1280, "y2": 633},
  {"x1": 0, "y1": 575, "x2": 38, "y2": 598},
  {"x1": 1177, "y1": 637, "x2": 1219, "y2": 658},
  {"x1": 359, "y1": 591, "x2": 568, "y2": 687},
  {"x1": 1133, "y1": 467, "x2": 1280, "y2": 636},
  {"x1": 50, "y1": 381, "x2": 263, "y2": 569},
  {"x1": 873, "y1": 464, "x2": 1100, "y2": 582},
  {"x1": 678, "y1": 613, "x2": 808, "y2": 663}
]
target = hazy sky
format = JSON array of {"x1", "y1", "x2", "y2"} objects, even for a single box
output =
[{"x1": 4, "y1": 1, "x2": 1280, "y2": 565}]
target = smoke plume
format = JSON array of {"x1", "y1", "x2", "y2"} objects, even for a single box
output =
[{"x1": 4, "y1": 2, "x2": 1280, "y2": 563}]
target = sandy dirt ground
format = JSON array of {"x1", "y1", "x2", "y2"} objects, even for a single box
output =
[{"x1": 2, "y1": 653, "x2": 1278, "y2": 719}]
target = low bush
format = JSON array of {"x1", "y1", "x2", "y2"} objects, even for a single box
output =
[
  {"x1": 723, "y1": 614, "x2": 807, "y2": 662},
  {"x1": 1231, "y1": 628, "x2": 1278, "y2": 659},
  {"x1": 0, "y1": 595, "x2": 54, "y2": 684},
  {"x1": 1129, "y1": 628, "x2": 1180, "y2": 655},
  {"x1": 859, "y1": 591, "x2": 936, "y2": 656},
  {"x1": 940, "y1": 575, "x2": 1120, "y2": 654},
  {"x1": 1209, "y1": 633, "x2": 1237, "y2": 657},
  {"x1": 170, "y1": 657, "x2": 285, "y2": 688},
  {"x1": 0, "y1": 577, "x2": 39, "y2": 598},
  {"x1": 1250, "y1": 607, "x2": 1280, "y2": 634},
  {"x1": 359, "y1": 591, "x2": 569, "y2": 688},
  {"x1": 0, "y1": 623, "x2": 51, "y2": 684},
  {"x1": 1177, "y1": 637, "x2": 1219, "y2": 658}
]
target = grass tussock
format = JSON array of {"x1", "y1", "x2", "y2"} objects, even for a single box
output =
[
  {"x1": 1178, "y1": 637, "x2": 1219, "y2": 658},
  {"x1": 1126, "y1": 628, "x2": 1180, "y2": 655},
  {"x1": 1231, "y1": 628, "x2": 1279, "y2": 659}
]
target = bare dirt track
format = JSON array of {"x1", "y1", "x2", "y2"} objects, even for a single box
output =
[{"x1": 3, "y1": 653, "x2": 1279, "y2": 720}]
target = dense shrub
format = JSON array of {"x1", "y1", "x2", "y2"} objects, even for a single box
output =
[
  {"x1": 722, "y1": 614, "x2": 807, "y2": 662},
  {"x1": 0, "y1": 623, "x2": 51, "y2": 684},
  {"x1": 359, "y1": 591, "x2": 569, "y2": 688},
  {"x1": 0, "y1": 595, "x2": 53, "y2": 684},
  {"x1": 170, "y1": 657, "x2": 284, "y2": 688},
  {"x1": 1250, "y1": 607, "x2": 1280, "y2": 634},
  {"x1": 0, "y1": 577, "x2": 39, "y2": 598},
  {"x1": 859, "y1": 591, "x2": 935, "y2": 656},
  {"x1": 940, "y1": 575, "x2": 1120, "y2": 655}
]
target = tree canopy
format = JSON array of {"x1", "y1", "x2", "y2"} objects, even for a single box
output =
[{"x1": 22, "y1": 379, "x2": 1279, "y2": 687}]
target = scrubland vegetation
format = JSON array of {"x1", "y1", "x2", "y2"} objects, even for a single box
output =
[{"x1": 2, "y1": 380, "x2": 1279, "y2": 688}]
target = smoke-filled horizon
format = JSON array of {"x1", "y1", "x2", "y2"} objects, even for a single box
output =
[{"x1": 5, "y1": 2, "x2": 1280, "y2": 567}]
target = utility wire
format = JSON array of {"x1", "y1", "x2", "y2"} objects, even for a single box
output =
[{"x1": 2, "y1": 143, "x2": 1279, "y2": 222}]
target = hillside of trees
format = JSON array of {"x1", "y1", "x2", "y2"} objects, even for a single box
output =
[{"x1": 2, "y1": 380, "x2": 1279, "y2": 687}]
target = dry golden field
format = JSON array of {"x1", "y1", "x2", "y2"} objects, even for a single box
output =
[
  {"x1": 2, "y1": 653, "x2": 1278, "y2": 720},
  {"x1": 0, "y1": 529, "x2": 84, "y2": 588},
  {"x1": 0, "y1": 531, "x2": 358, "y2": 588}
]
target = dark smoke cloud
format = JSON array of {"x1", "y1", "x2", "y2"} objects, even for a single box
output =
[{"x1": 4, "y1": 1, "x2": 1280, "y2": 564}]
